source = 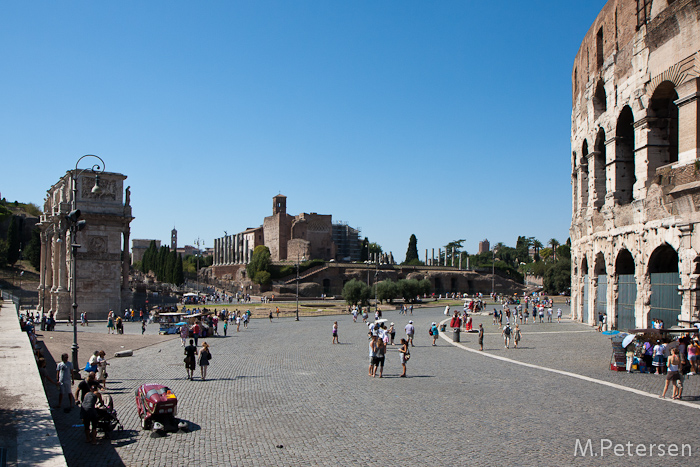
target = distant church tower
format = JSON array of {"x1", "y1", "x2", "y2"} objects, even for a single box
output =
[
  {"x1": 273, "y1": 194, "x2": 287, "y2": 215},
  {"x1": 171, "y1": 227, "x2": 177, "y2": 250}
]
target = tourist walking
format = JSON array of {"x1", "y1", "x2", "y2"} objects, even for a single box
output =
[
  {"x1": 80, "y1": 386, "x2": 103, "y2": 445},
  {"x1": 399, "y1": 339, "x2": 409, "y2": 377},
  {"x1": 180, "y1": 325, "x2": 189, "y2": 346},
  {"x1": 502, "y1": 325, "x2": 512, "y2": 349},
  {"x1": 478, "y1": 324, "x2": 484, "y2": 351},
  {"x1": 430, "y1": 322, "x2": 439, "y2": 346},
  {"x1": 661, "y1": 348, "x2": 683, "y2": 399},
  {"x1": 369, "y1": 335, "x2": 378, "y2": 377},
  {"x1": 405, "y1": 320, "x2": 415, "y2": 347},
  {"x1": 199, "y1": 342, "x2": 212, "y2": 381},
  {"x1": 653, "y1": 340, "x2": 666, "y2": 374},
  {"x1": 332, "y1": 321, "x2": 339, "y2": 344},
  {"x1": 513, "y1": 325, "x2": 522, "y2": 349},
  {"x1": 557, "y1": 308, "x2": 562, "y2": 323},
  {"x1": 55, "y1": 353, "x2": 75, "y2": 411},
  {"x1": 184, "y1": 339, "x2": 198, "y2": 380},
  {"x1": 107, "y1": 311, "x2": 115, "y2": 334},
  {"x1": 375, "y1": 337, "x2": 386, "y2": 378},
  {"x1": 96, "y1": 350, "x2": 109, "y2": 388},
  {"x1": 388, "y1": 323, "x2": 396, "y2": 345}
]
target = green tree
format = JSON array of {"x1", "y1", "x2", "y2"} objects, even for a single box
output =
[
  {"x1": 404, "y1": 234, "x2": 419, "y2": 264},
  {"x1": 0, "y1": 238, "x2": 8, "y2": 266},
  {"x1": 343, "y1": 278, "x2": 370, "y2": 305},
  {"x1": 142, "y1": 240, "x2": 158, "y2": 274},
  {"x1": 368, "y1": 242, "x2": 382, "y2": 257},
  {"x1": 165, "y1": 250, "x2": 177, "y2": 283},
  {"x1": 531, "y1": 238, "x2": 543, "y2": 262},
  {"x1": 544, "y1": 259, "x2": 571, "y2": 295},
  {"x1": 360, "y1": 237, "x2": 369, "y2": 262},
  {"x1": 443, "y1": 239, "x2": 465, "y2": 266},
  {"x1": 24, "y1": 227, "x2": 41, "y2": 270},
  {"x1": 374, "y1": 280, "x2": 398, "y2": 303},
  {"x1": 173, "y1": 253, "x2": 185, "y2": 286},
  {"x1": 253, "y1": 270, "x2": 272, "y2": 285},
  {"x1": 397, "y1": 279, "x2": 427, "y2": 303},
  {"x1": 247, "y1": 245, "x2": 271, "y2": 283},
  {"x1": 548, "y1": 238, "x2": 560, "y2": 260},
  {"x1": 6, "y1": 216, "x2": 21, "y2": 265}
]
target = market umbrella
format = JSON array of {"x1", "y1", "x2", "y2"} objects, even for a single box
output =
[
  {"x1": 602, "y1": 330, "x2": 620, "y2": 336},
  {"x1": 175, "y1": 322, "x2": 187, "y2": 326},
  {"x1": 622, "y1": 334, "x2": 636, "y2": 348},
  {"x1": 376, "y1": 319, "x2": 388, "y2": 323}
]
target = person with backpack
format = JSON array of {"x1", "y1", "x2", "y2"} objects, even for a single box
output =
[
  {"x1": 430, "y1": 322, "x2": 439, "y2": 346},
  {"x1": 502, "y1": 324, "x2": 512, "y2": 349}
]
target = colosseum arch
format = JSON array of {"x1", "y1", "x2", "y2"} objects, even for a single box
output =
[
  {"x1": 648, "y1": 81, "x2": 679, "y2": 169},
  {"x1": 593, "y1": 80, "x2": 607, "y2": 119},
  {"x1": 594, "y1": 252, "x2": 607, "y2": 324},
  {"x1": 615, "y1": 249, "x2": 636, "y2": 331},
  {"x1": 580, "y1": 140, "x2": 589, "y2": 211},
  {"x1": 592, "y1": 128, "x2": 607, "y2": 209},
  {"x1": 648, "y1": 243, "x2": 681, "y2": 328},
  {"x1": 615, "y1": 106, "x2": 635, "y2": 205},
  {"x1": 581, "y1": 256, "x2": 590, "y2": 324},
  {"x1": 572, "y1": 152, "x2": 579, "y2": 214}
]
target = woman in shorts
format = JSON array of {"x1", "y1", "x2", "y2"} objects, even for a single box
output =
[
  {"x1": 332, "y1": 321, "x2": 339, "y2": 344},
  {"x1": 661, "y1": 348, "x2": 682, "y2": 399}
]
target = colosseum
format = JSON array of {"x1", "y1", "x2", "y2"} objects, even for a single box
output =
[{"x1": 570, "y1": 0, "x2": 700, "y2": 330}]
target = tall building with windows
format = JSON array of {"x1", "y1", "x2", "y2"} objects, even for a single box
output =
[{"x1": 570, "y1": 0, "x2": 700, "y2": 330}]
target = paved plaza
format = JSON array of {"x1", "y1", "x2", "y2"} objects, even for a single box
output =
[{"x1": 38, "y1": 304, "x2": 700, "y2": 466}]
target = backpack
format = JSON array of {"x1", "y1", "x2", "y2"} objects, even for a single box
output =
[
  {"x1": 504, "y1": 326, "x2": 511, "y2": 336},
  {"x1": 428, "y1": 327, "x2": 433, "y2": 336}
]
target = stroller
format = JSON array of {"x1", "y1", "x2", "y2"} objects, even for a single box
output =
[{"x1": 95, "y1": 394, "x2": 123, "y2": 436}]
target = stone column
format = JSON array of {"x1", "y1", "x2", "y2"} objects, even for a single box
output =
[
  {"x1": 605, "y1": 135, "x2": 625, "y2": 206},
  {"x1": 425, "y1": 249, "x2": 428, "y2": 265},
  {"x1": 451, "y1": 247, "x2": 455, "y2": 267},
  {"x1": 587, "y1": 151, "x2": 605, "y2": 210},
  {"x1": 214, "y1": 238, "x2": 219, "y2": 266},
  {"x1": 438, "y1": 249, "x2": 442, "y2": 266},
  {"x1": 244, "y1": 239, "x2": 250, "y2": 263},
  {"x1": 675, "y1": 78, "x2": 700, "y2": 164},
  {"x1": 38, "y1": 228, "x2": 50, "y2": 313},
  {"x1": 431, "y1": 248, "x2": 434, "y2": 266},
  {"x1": 122, "y1": 228, "x2": 130, "y2": 291},
  {"x1": 458, "y1": 254, "x2": 462, "y2": 270}
]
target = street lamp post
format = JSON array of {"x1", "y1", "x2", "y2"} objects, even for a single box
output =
[
  {"x1": 193, "y1": 237, "x2": 204, "y2": 292},
  {"x1": 295, "y1": 254, "x2": 305, "y2": 321},
  {"x1": 69, "y1": 155, "x2": 105, "y2": 379},
  {"x1": 491, "y1": 249, "x2": 495, "y2": 297}
]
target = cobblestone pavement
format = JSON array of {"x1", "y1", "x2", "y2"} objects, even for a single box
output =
[{"x1": 39, "y1": 305, "x2": 699, "y2": 466}]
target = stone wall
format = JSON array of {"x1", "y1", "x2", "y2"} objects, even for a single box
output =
[{"x1": 570, "y1": 0, "x2": 700, "y2": 328}]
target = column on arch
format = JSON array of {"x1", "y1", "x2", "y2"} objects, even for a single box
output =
[{"x1": 675, "y1": 78, "x2": 700, "y2": 164}]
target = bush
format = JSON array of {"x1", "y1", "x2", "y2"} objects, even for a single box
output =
[{"x1": 254, "y1": 270, "x2": 272, "y2": 285}]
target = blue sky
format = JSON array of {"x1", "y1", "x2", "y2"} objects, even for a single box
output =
[{"x1": 1, "y1": 1, "x2": 605, "y2": 259}]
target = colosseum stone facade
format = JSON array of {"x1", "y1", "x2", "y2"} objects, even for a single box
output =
[{"x1": 571, "y1": 0, "x2": 700, "y2": 330}]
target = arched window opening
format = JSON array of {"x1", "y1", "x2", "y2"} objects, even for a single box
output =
[
  {"x1": 649, "y1": 81, "x2": 679, "y2": 169},
  {"x1": 616, "y1": 106, "x2": 636, "y2": 204},
  {"x1": 593, "y1": 129, "x2": 607, "y2": 208},
  {"x1": 648, "y1": 244, "x2": 681, "y2": 327},
  {"x1": 593, "y1": 81, "x2": 607, "y2": 119},
  {"x1": 581, "y1": 257, "x2": 590, "y2": 324},
  {"x1": 615, "y1": 249, "x2": 636, "y2": 331},
  {"x1": 595, "y1": 252, "x2": 607, "y2": 324},
  {"x1": 615, "y1": 249, "x2": 635, "y2": 275},
  {"x1": 596, "y1": 27, "x2": 604, "y2": 69}
]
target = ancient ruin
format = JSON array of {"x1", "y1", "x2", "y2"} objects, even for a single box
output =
[
  {"x1": 570, "y1": 0, "x2": 700, "y2": 329},
  {"x1": 38, "y1": 171, "x2": 133, "y2": 319}
]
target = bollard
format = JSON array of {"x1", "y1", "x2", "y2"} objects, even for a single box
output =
[{"x1": 453, "y1": 328, "x2": 460, "y2": 343}]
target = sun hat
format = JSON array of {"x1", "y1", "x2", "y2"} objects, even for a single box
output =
[{"x1": 409, "y1": 320, "x2": 413, "y2": 324}]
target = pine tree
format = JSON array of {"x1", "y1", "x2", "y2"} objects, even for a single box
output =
[
  {"x1": 24, "y1": 227, "x2": 41, "y2": 270},
  {"x1": 174, "y1": 253, "x2": 185, "y2": 286},
  {"x1": 165, "y1": 250, "x2": 177, "y2": 284},
  {"x1": 404, "y1": 234, "x2": 419, "y2": 263},
  {"x1": 6, "y1": 216, "x2": 21, "y2": 265}
]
